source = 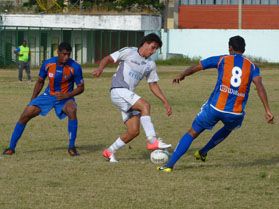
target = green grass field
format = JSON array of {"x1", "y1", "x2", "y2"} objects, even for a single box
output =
[{"x1": 0, "y1": 67, "x2": 278, "y2": 209}]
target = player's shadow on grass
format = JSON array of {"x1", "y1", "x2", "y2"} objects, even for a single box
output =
[
  {"x1": 77, "y1": 144, "x2": 106, "y2": 153},
  {"x1": 231, "y1": 156, "x2": 279, "y2": 168},
  {"x1": 177, "y1": 155, "x2": 279, "y2": 171},
  {"x1": 24, "y1": 143, "x2": 107, "y2": 155}
]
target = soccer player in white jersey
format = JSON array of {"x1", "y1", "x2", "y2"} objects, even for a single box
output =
[{"x1": 93, "y1": 33, "x2": 172, "y2": 162}]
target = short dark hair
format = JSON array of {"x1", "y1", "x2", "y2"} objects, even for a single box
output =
[
  {"x1": 58, "y1": 42, "x2": 72, "y2": 52},
  {"x1": 139, "y1": 33, "x2": 162, "y2": 48},
  {"x1": 229, "y1": 36, "x2": 245, "y2": 53}
]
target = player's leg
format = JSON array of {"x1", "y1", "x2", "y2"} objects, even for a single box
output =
[
  {"x1": 62, "y1": 100, "x2": 79, "y2": 156},
  {"x1": 18, "y1": 61, "x2": 23, "y2": 81},
  {"x1": 121, "y1": 115, "x2": 141, "y2": 143},
  {"x1": 132, "y1": 98, "x2": 154, "y2": 140},
  {"x1": 103, "y1": 115, "x2": 140, "y2": 162},
  {"x1": 25, "y1": 62, "x2": 31, "y2": 81},
  {"x1": 164, "y1": 128, "x2": 203, "y2": 169},
  {"x1": 198, "y1": 112, "x2": 244, "y2": 159},
  {"x1": 158, "y1": 103, "x2": 216, "y2": 171},
  {"x1": 132, "y1": 98, "x2": 171, "y2": 150},
  {"x1": 198, "y1": 126, "x2": 232, "y2": 157},
  {"x1": 3, "y1": 105, "x2": 41, "y2": 154}
]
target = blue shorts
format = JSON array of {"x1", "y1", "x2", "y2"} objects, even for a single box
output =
[
  {"x1": 28, "y1": 93, "x2": 75, "y2": 120},
  {"x1": 192, "y1": 103, "x2": 245, "y2": 133}
]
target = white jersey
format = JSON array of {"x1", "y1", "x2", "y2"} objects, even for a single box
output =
[{"x1": 110, "y1": 47, "x2": 159, "y2": 91}]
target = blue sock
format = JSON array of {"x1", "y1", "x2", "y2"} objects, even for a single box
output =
[
  {"x1": 68, "y1": 119, "x2": 78, "y2": 148},
  {"x1": 9, "y1": 122, "x2": 26, "y2": 150},
  {"x1": 200, "y1": 126, "x2": 231, "y2": 155},
  {"x1": 166, "y1": 133, "x2": 194, "y2": 168}
]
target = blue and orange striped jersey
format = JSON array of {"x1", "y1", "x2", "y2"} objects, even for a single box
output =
[
  {"x1": 39, "y1": 57, "x2": 84, "y2": 96},
  {"x1": 200, "y1": 54, "x2": 260, "y2": 114}
]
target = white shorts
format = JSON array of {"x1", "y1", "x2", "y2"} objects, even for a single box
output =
[{"x1": 110, "y1": 88, "x2": 141, "y2": 122}]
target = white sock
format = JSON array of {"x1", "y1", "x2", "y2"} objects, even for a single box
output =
[
  {"x1": 140, "y1": 116, "x2": 156, "y2": 143},
  {"x1": 108, "y1": 137, "x2": 126, "y2": 153}
]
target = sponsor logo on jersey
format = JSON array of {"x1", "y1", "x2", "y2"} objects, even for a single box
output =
[
  {"x1": 220, "y1": 85, "x2": 245, "y2": 97},
  {"x1": 49, "y1": 73, "x2": 54, "y2": 77},
  {"x1": 130, "y1": 60, "x2": 141, "y2": 66},
  {"x1": 129, "y1": 70, "x2": 142, "y2": 80}
]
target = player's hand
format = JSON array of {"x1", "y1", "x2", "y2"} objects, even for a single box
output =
[
  {"x1": 92, "y1": 68, "x2": 103, "y2": 78},
  {"x1": 55, "y1": 92, "x2": 69, "y2": 100},
  {"x1": 172, "y1": 75, "x2": 185, "y2": 84},
  {"x1": 164, "y1": 103, "x2": 172, "y2": 116},
  {"x1": 265, "y1": 111, "x2": 274, "y2": 124}
]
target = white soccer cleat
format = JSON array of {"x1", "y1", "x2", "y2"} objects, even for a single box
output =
[
  {"x1": 147, "y1": 138, "x2": 172, "y2": 150},
  {"x1": 103, "y1": 149, "x2": 118, "y2": 163},
  {"x1": 109, "y1": 155, "x2": 118, "y2": 163}
]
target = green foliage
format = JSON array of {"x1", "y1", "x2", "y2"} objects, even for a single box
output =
[
  {"x1": 156, "y1": 56, "x2": 201, "y2": 66},
  {"x1": 0, "y1": 0, "x2": 161, "y2": 14},
  {"x1": 156, "y1": 55, "x2": 279, "y2": 68},
  {"x1": 114, "y1": 0, "x2": 164, "y2": 12},
  {"x1": 68, "y1": 0, "x2": 164, "y2": 13},
  {"x1": 0, "y1": 2, "x2": 14, "y2": 13},
  {"x1": 246, "y1": 56, "x2": 279, "y2": 68}
]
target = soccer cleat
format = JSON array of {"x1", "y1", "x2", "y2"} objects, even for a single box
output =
[
  {"x1": 157, "y1": 166, "x2": 173, "y2": 172},
  {"x1": 194, "y1": 150, "x2": 207, "y2": 162},
  {"x1": 147, "y1": 138, "x2": 172, "y2": 150},
  {"x1": 102, "y1": 149, "x2": 118, "y2": 163},
  {"x1": 68, "y1": 147, "x2": 80, "y2": 156},
  {"x1": 3, "y1": 148, "x2": 15, "y2": 155}
]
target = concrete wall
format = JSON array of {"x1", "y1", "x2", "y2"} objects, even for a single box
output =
[
  {"x1": 160, "y1": 29, "x2": 279, "y2": 62},
  {"x1": 1, "y1": 14, "x2": 161, "y2": 31}
]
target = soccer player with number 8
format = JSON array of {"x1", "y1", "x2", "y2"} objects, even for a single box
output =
[{"x1": 158, "y1": 35, "x2": 274, "y2": 172}]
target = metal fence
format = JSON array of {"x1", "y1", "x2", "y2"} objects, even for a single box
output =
[{"x1": 0, "y1": 26, "x2": 144, "y2": 67}]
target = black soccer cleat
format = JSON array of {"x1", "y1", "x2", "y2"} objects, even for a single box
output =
[
  {"x1": 68, "y1": 147, "x2": 80, "y2": 157},
  {"x1": 194, "y1": 150, "x2": 207, "y2": 162},
  {"x1": 3, "y1": 148, "x2": 15, "y2": 155}
]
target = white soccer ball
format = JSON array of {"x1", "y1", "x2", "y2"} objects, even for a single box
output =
[{"x1": 150, "y1": 149, "x2": 169, "y2": 164}]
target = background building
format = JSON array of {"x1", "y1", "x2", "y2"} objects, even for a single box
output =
[
  {"x1": 159, "y1": 0, "x2": 279, "y2": 62},
  {"x1": 0, "y1": 14, "x2": 160, "y2": 67},
  {"x1": 1, "y1": 0, "x2": 279, "y2": 67}
]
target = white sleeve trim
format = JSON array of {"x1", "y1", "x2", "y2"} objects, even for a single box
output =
[{"x1": 110, "y1": 51, "x2": 120, "y2": 63}]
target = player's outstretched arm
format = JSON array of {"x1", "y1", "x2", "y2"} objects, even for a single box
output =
[
  {"x1": 149, "y1": 82, "x2": 172, "y2": 116},
  {"x1": 55, "y1": 83, "x2": 84, "y2": 100},
  {"x1": 173, "y1": 64, "x2": 203, "y2": 84},
  {"x1": 31, "y1": 77, "x2": 45, "y2": 100},
  {"x1": 92, "y1": 55, "x2": 114, "y2": 78},
  {"x1": 253, "y1": 76, "x2": 274, "y2": 124}
]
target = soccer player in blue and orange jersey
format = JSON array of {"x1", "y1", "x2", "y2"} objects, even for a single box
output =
[
  {"x1": 3, "y1": 42, "x2": 84, "y2": 156},
  {"x1": 158, "y1": 35, "x2": 274, "y2": 172}
]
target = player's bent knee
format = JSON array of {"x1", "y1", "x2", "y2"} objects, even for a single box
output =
[
  {"x1": 140, "y1": 101, "x2": 150, "y2": 115},
  {"x1": 128, "y1": 129, "x2": 140, "y2": 138},
  {"x1": 188, "y1": 128, "x2": 200, "y2": 138},
  {"x1": 65, "y1": 107, "x2": 77, "y2": 117},
  {"x1": 19, "y1": 106, "x2": 40, "y2": 123},
  {"x1": 144, "y1": 102, "x2": 151, "y2": 111}
]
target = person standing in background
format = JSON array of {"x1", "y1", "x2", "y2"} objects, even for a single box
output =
[{"x1": 14, "y1": 40, "x2": 31, "y2": 81}]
